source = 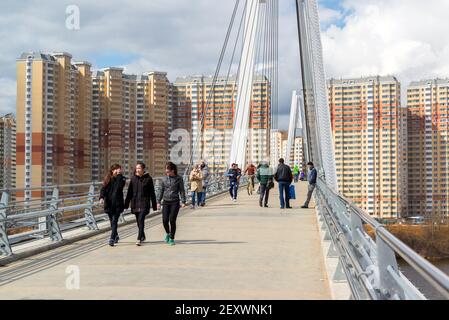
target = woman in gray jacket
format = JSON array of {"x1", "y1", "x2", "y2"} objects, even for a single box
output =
[{"x1": 157, "y1": 162, "x2": 187, "y2": 245}]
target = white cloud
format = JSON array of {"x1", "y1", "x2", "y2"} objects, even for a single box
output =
[
  {"x1": 0, "y1": 78, "x2": 16, "y2": 116},
  {"x1": 0, "y1": 0, "x2": 303, "y2": 127},
  {"x1": 321, "y1": 0, "x2": 449, "y2": 93},
  {"x1": 3, "y1": 1, "x2": 448, "y2": 125},
  {"x1": 319, "y1": 5, "x2": 343, "y2": 27}
]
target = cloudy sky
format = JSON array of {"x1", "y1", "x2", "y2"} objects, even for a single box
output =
[{"x1": 1, "y1": 0, "x2": 449, "y2": 130}]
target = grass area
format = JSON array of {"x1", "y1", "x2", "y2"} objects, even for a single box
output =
[{"x1": 365, "y1": 224, "x2": 449, "y2": 260}]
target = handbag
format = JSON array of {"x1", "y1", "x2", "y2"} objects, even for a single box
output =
[
  {"x1": 289, "y1": 185, "x2": 296, "y2": 199},
  {"x1": 267, "y1": 179, "x2": 274, "y2": 190}
]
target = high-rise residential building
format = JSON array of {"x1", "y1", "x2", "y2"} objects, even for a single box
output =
[
  {"x1": 167, "y1": 83, "x2": 175, "y2": 152},
  {"x1": 92, "y1": 69, "x2": 169, "y2": 180},
  {"x1": 292, "y1": 136, "x2": 305, "y2": 167},
  {"x1": 270, "y1": 129, "x2": 287, "y2": 168},
  {"x1": 0, "y1": 113, "x2": 16, "y2": 190},
  {"x1": 270, "y1": 129, "x2": 304, "y2": 168},
  {"x1": 147, "y1": 71, "x2": 170, "y2": 177},
  {"x1": 328, "y1": 76, "x2": 407, "y2": 219},
  {"x1": 173, "y1": 75, "x2": 271, "y2": 174},
  {"x1": 16, "y1": 52, "x2": 92, "y2": 199},
  {"x1": 407, "y1": 79, "x2": 449, "y2": 218}
]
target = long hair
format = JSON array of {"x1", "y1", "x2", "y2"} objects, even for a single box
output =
[
  {"x1": 103, "y1": 163, "x2": 121, "y2": 187},
  {"x1": 166, "y1": 162, "x2": 178, "y2": 175}
]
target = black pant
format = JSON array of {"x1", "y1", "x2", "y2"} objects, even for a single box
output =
[
  {"x1": 259, "y1": 184, "x2": 270, "y2": 206},
  {"x1": 107, "y1": 211, "x2": 121, "y2": 241},
  {"x1": 134, "y1": 211, "x2": 148, "y2": 241},
  {"x1": 162, "y1": 202, "x2": 180, "y2": 240}
]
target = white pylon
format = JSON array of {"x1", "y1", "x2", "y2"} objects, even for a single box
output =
[
  {"x1": 286, "y1": 91, "x2": 299, "y2": 166},
  {"x1": 228, "y1": 0, "x2": 262, "y2": 170}
]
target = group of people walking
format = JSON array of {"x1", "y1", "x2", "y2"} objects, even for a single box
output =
[
  {"x1": 100, "y1": 161, "x2": 186, "y2": 247},
  {"x1": 228, "y1": 159, "x2": 317, "y2": 210},
  {"x1": 99, "y1": 158, "x2": 318, "y2": 247}
]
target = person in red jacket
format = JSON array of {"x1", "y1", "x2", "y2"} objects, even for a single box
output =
[{"x1": 245, "y1": 163, "x2": 257, "y2": 192}]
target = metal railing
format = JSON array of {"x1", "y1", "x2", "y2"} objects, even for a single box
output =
[
  {"x1": 315, "y1": 176, "x2": 449, "y2": 300},
  {"x1": 0, "y1": 174, "x2": 244, "y2": 257}
]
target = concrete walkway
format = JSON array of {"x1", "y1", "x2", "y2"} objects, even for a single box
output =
[{"x1": 0, "y1": 181, "x2": 330, "y2": 300}]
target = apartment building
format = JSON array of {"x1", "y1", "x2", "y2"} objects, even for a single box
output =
[
  {"x1": 407, "y1": 79, "x2": 449, "y2": 218},
  {"x1": 173, "y1": 75, "x2": 271, "y2": 174},
  {"x1": 16, "y1": 52, "x2": 92, "y2": 199},
  {"x1": 92, "y1": 69, "x2": 169, "y2": 180},
  {"x1": 0, "y1": 113, "x2": 16, "y2": 190},
  {"x1": 328, "y1": 76, "x2": 407, "y2": 219}
]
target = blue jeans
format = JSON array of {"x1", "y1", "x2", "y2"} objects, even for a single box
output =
[
  {"x1": 278, "y1": 181, "x2": 291, "y2": 208},
  {"x1": 191, "y1": 191, "x2": 201, "y2": 206},
  {"x1": 199, "y1": 187, "x2": 207, "y2": 204},
  {"x1": 229, "y1": 181, "x2": 239, "y2": 199}
]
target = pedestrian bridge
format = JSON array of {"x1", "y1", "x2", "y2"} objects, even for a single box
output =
[
  {"x1": 0, "y1": 182, "x2": 331, "y2": 300},
  {"x1": 2, "y1": 178, "x2": 449, "y2": 300}
]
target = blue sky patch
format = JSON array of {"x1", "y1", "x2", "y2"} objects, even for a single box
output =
[{"x1": 90, "y1": 52, "x2": 139, "y2": 69}]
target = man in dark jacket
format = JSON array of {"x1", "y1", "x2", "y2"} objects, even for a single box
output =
[
  {"x1": 274, "y1": 158, "x2": 293, "y2": 209},
  {"x1": 227, "y1": 163, "x2": 241, "y2": 202},
  {"x1": 302, "y1": 162, "x2": 317, "y2": 209},
  {"x1": 125, "y1": 162, "x2": 157, "y2": 245}
]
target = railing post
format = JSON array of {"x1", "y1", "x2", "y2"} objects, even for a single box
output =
[
  {"x1": 0, "y1": 191, "x2": 12, "y2": 256},
  {"x1": 349, "y1": 204, "x2": 364, "y2": 248},
  {"x1": 376, "y1": 232, "x2": 404, "y2": 299},
  {"x1": 47, "y1": 187, "x2": 63, "y2": 241},
  {"x1": 84, "y1": 184, "x2": 99, "y2": 230}
]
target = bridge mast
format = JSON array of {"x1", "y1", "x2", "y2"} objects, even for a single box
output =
[
  {"x1": 286, "y1": 91, "x2": 299, "y2": 166},
  {"x1": 296, "y1": 0, "x2": 338, "y2": 191},
  {"x1": 228, "y1": 0, "x2": 264, "y2": 169}
]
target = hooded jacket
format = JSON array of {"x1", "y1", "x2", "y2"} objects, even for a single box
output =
[
  {"x1": 256, "y1": 164, "x2": 274, "y2": 185},
  {"x1": 125, "y1": 173, "x2": 157, "y2": 214},
  {"x1": 99, "y1": 174, "x2": 126, "y2": 214}
]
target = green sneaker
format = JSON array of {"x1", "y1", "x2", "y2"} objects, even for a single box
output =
[
  {"x1": 168, "y1": 238, "x2": 175, "y2": 246},
  {"x1": 164, "y1": 234, "x2": 170, "y2": 243}
]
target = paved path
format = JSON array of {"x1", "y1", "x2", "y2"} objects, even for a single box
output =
[{"x1": 0, "y1": 181, "x2": 330, "y2": 300}]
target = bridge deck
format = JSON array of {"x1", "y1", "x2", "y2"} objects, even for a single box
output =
[{"x1": 0, "y1": 181, "x2": 330, "y2": 300}]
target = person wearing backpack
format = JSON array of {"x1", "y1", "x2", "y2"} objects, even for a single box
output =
[{"x1": 256, "y1": 161, "x2": 274, "y2": 208}]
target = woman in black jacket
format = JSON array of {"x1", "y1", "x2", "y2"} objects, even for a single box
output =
[
  {"x1": 125, "y1": 161, "x2": 157, "y2": 246},
  {"x1": 99, "y1": 164, "x2": 126, "y2": 247},
  {"x1": 157, "y1": 162, "x2": 186, "y2": 246}
]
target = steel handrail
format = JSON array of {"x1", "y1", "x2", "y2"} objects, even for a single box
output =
[{"x1": 318, "y1": 177, "x2": 449, "y2": 299}]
